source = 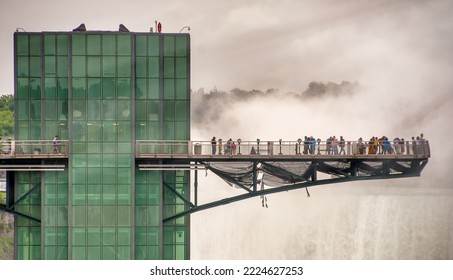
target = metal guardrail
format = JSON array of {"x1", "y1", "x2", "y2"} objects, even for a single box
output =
[
  {"x1": 0, "y1": 140, "x2": 69, "y2": 157},
  {"x1": 136, "y1": 139, "x2": 430, "y2": 158}
]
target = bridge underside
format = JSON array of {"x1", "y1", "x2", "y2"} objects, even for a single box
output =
[{"x1": 137, "y1": 157, "x2": 429, "y2": 222}]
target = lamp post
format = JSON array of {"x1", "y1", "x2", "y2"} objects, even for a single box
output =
[
  {"x1": 257, "y1": 138, "x2": 260, "y2": 154},
  {"x1": 179, "y1": 26, "x2": 191, "y2": 33},
  {"x1": 237, "y1": 139, "x2": 242, "y2": 155},
  {"x1": 297, "y1": 138, "x2": 302, "y2": 155}
]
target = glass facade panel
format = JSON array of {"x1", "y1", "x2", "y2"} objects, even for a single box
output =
[
  {"x1": 87, "y1": 56, "x2": 101, "y2": 77},
  {"x1": 14, "y1": 32, "x2": 190, "y2": 260}
]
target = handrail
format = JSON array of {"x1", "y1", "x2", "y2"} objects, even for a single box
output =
[
  {"x1": 0, "y1": 140, "x2": 69, "y2": 157},
  {"x1": 136, "y1": 139, "x2": 430, "y2": 158}
]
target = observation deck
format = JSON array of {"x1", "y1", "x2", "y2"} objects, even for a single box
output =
[
  {"x1": 134, "y1": 139, "x2": 430, "y2": 221},
  {"x1": 135, "y1": 139, "x2": 430, "y2": 161}
]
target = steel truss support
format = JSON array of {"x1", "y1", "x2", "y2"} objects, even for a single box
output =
[
  {"x1": 162, "y1": 158, "x2": 428, "y2": 223},
  {"x1": 0, "y1": 182, "x2": 41, "y2": 223}
]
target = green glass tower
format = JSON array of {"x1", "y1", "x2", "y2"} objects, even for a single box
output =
[{"x1": 13, "y1": 29, "x2": 190, "y2": 259}]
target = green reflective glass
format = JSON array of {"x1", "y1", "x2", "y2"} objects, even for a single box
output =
[
  {"x1": 45, "y1": 100, "x2": 57, "y2": 120},
  {"x1": 148, "y1": 36, "x2": 159, "y2": 56},
  {"x1": 73, "y1": 100, "x2": 86, "y2": 120},
  {"x1": 175, "y1": 57, "x2": 186, "y2": 78},
  {"x1": 30, "y1": 56, "x2": 41, "y2": 77},
  {"x1": 72, "y1": 35, "x2": 86, "y2": 55},
  {"x1": 57, "y1": 56, "x2": 68, "y2": 77},
  {"x1": 57, "y1": 35, "x2": 68, "y2": 55},
  {"x1": 118, "y1": 78, "x2": 131, "y2": 99},
  {"x1": 117, "y1": 35, "x2": 131, "y2": 55},
  {"x1": 87, "y1": 228, "x2": 101, "y2": 246},
  {"x1": 45, "y1": 78, "x2": 57, "y2": 99},
  {"x1": 136, "y1": 185, "x2": 147, "y2": 205},
  {"x1": 164, "y1": 79, "x2": 175, "y2": 99},
  {"x1": 148, "y1": 78, "x2": 159, "y2": 99},
  {"x1": 118, "y1": 57, "x2": 131, "y2": 77},
  {"x1": 149, "y1": 184, "x2": 159, "y2": 204},
  {"x1": 117, "y1": 168, "x2": 131, "y2": 184},
  {"x1": 87, "y1": 247, "x2": 101, "y2": 260},
  {"x1": 87, "y1": 205, "x2": 101, "y2": 225},
  {"x1": 30, "y1": 78, "x2": 41, "y2": 99},
  {"x1": 30, "y1": 35, "x2": 41, "y2": 56},
  {"x1": 87, "y1": 142, "x2": 102, "y2": 153},
  {"x1": 30, "y1": 100, "x2": 41, "y2": 120},
  {"x1": 44, "y1": 35, "x2": 56, "y2": 55},
  {"x1": 72, "y1": 168, "x2": 86, "y2": 187},
  {"x1": 17, "y1": 78, "x2": 28, "y2": 99},
  {"x1": 72, "y1": 56, "x2": 86, "y2": 77},
  {"x1": 87, "y1": 101, "x2": 101, "y2": 120},
  {"x1": 102, "y1": 205, "x2": 116, "y2": 225},
  {"x1": 102, "y1": 101, "x2": 116, "y2": 120},
  {"x1": 102, "y1": 56, "x2": 116, "y2": 77},
  {"x1": 147, "y1": 101, "x2": 159, "y2": 121},
  {"x1": 88, "y1": 78, "x2": 101, "y2": 99},
  {"x1": 136, "y1": 35, "x2": 147, "y2": 56},
  {"x1": 147, "y1": 121, "x2": 159, "y2": 140},
  {"x1": 175, "y1": 79, "x2": 187, "y2": 99},
  {"x1": 73, "y1": 204, "x2": 87, "y2": 225},
  {"x1": 136, "y1": 57, "x2": 146, "y2": 77},
  {"x1": 117, "y1": 122, "x2": 131, "y2": 142},
  {"x1": 175, "y1": 122, "x2": 187, "y2": 140},
  {"x1": 102, "y1": 35, "x2": 116, "y2": 55},
  {"x1": 87, "y1": 185, "x2": 101, "y2": 205},
  {"x1": 87, "y1": 56, "x2": 101, "y2": 77},
  {"x1": 17, "y1": 57, "x2": 29, "y2": 77},
  {"x1": 102, "y1": 78, "x2": 116, "y2": 99},
  {"x1": 163, "y1": 101, "x2": 175, "y2": 121},
  {"x1": 72, "y1": 142, "x2": 87, "y2": 153},
  {"x1": 175, "y1": 101, "x2": 186, "y2": 121},
  {"x1": 102, "y1": 167, "x2": 116, "y2": 184},
  {"x1": 72, "y1": 246, "x2": 86, "y2": 260},
  {"x1": 136, "y1": 102, "x2": 146, "y2": 120},
  {"x1": 175, "y1": 36, "x2": 188, "y2": 57},
  {"x1": 164, "y1": 36, "x2": 175, "y2": 57},
  {"x1": 87, "y1": 168, "x2": 101, "y2": 184},
  {"x1": 136, "y1": 78, "x2": 146, "y2": 99},
  {"x1": 163, "y1": 122, "x2": 175, "y2": 140},
  {"x1": 57, "y1": 78, "x2": 68, "y2": 98},
  {"x1": 73, "y1": 77, "x2": 86, "y2": 99},
  {"x1": 45, "y1": 56, "x2": 56, "y2": 76},
  {"x1": 164, "y1": 57, "x2": 174, "y2": 78},
  {"x1": 87, "y1": 35, "x2": 101, "y2": 55},
  {"x1": 148, "y1": 57, "x2": 159, "y2": 78},
  {"x1": 117, "y1": 206, "x2": 131, "y2": 226},
  {"x1": 17, "y1": 35, "x2": 29, "y2": 55}
]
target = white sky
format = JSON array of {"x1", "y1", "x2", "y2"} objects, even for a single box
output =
[{"x1": 1, "y1": 0, "x2": 452, "y2": 94}]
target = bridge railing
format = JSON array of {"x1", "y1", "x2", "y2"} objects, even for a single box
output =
[
  {"x1": 136, "y1": 140, "x2": 430, "y2": 158},
  {"x1": 0, "y1": 140, "x2": 69, "y2": 157}
]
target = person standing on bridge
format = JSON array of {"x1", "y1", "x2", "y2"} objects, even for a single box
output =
[
  {"x1": 52, "y1": 135, "x2": 60, "y2": 154},
  {"x1": 211, "y1": 136, "x2": 216, "y2": 155},
  {"x1": 218, "y1": 138, "x2": 223, "y2": 155}
]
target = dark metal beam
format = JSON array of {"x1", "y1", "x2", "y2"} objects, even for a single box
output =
[
  {"x1": 163, "y1": 182, "x2": 194, "y2": 208},
  {"x1": 10, "y1": 183, "x2": 41, "y2": 209},
  {"x1": 163, "y1": 172, "x2": 420, "y2": 223},
  {"x1": 0, "y1": 204, "x2": 41, "y2": 223}
]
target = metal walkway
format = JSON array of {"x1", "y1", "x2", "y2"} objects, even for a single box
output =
[{"x1": 135, "y1": 139, "x2": 430, "y2": 222}]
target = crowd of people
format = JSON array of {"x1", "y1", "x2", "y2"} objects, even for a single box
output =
[
  {"x1": 211, "y1": 137, "x2": 237, "y2": 155},
  {"x1": 209, "y1": 133, "x2": 427, "y2": 156},
  {"x1": 357, "y1": 133, "x2": 427, "y2": 155}
]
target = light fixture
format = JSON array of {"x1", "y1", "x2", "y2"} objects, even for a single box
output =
[{"x1": 179, "y1": 26, "x2": 190, "y2": 33}]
